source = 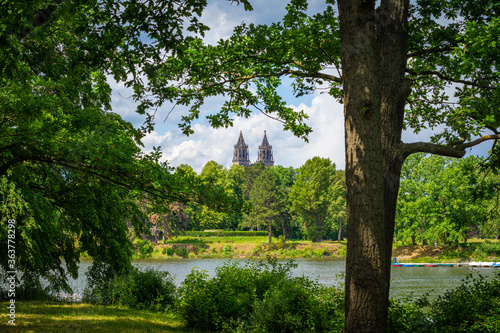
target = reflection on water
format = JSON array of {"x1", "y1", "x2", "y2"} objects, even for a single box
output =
[{"x1": 69, "y1": 259, "x2": 498, "y2": 301}]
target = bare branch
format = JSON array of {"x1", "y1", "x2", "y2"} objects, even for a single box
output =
[
  {"x1": 400, "y1": 133, "x2": 500, "y2": 159},
  {"x1": 455, "y1": 134, "x2": 500, "y2": 150},
  {"x1": 400, "y1": 141, "x2": 466, "y2": 159}
]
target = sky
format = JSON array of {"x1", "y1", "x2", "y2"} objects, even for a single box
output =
[{"x1": 110, "y1": 0, "x2": 491, "y2": 173}]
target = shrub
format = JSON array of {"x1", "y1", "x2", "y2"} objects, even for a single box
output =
[
  {"x1": 165, "y1": 246, "x2": 174, "y2": 256},
  {"x1": 111, "y1": 268, "x2": 176, "y2": 312},
  {"x1": 472, "y1": 242, "x2": 500, "y2": 260},
  {"x1": 133, "y1": 239, "x2": 154, "y2": 258},
  {"x1": 223, "y1": 244, "x2": 233, "y2": 253},
  {"x1": 428, "y1": 272, "x2": 500, "y2": 333},
  {"x1": 186, "y1": 230, "x2": 268, "y2": 237},
  {"x1": 251, "y1": 280, "x2": 344, "y2": 333},
  {"x1": 84, "y1": 267, "x2": 176, "y2": 312},
  {"x1": 173, "y1": 246, "x2": 188, "y2": 258},
  {"x1": 387, "y1": 297, "x2": 431, "y2": 333},
  {"x1": 176, "y1": 258, "x2": 345, "y2": 332},
  {"x1": 252, "y1": 242, "x2": 264, "y2": 255}
]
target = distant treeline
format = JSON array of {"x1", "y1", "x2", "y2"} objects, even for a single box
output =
[{"x1": 141, "y1": 154, "x2": 499, "y2": 246}]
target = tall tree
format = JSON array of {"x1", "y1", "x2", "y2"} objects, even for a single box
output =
[
  {"x1": 0, "y1": 0, "x2": 248, "y2": 293},
  {"x1": 247, "y1": 168, "x2": 284, "y2": 244},
  {"x1": 289, "y1": 157, "x2": 336, "y2": 242},
  {"x1": 329, "y1": 170, "x2": 346, "y2": 243},
  {"x1": 271, "y1": 165, "x2": 298, "y2": 241},
  {"x1": 396, "y1": 154, "x2": 489, "y2": 245}
]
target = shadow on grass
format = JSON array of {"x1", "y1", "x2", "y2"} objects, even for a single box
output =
[{"x1": 0, "y1": 301, "x2": 189, "y2": 333}]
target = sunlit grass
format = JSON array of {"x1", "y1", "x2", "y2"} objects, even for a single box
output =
[
  {"x1": 0, "y1": 301, "x2": 188, "y2": 333},
  {"x1": 468, "y1": 238, "x2": 499, "y2": 243}
]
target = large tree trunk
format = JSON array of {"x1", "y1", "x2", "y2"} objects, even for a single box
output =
[{"x1": 338, "y1": 0, "x2": 410, "y2": 332}]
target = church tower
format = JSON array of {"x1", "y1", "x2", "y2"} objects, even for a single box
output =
[
  {"x1": 257, "y1": 130, "x2": 274, "y2": 167},
  {"x1": 232, "y1": 131, "x2": 250, "y2": 166}
]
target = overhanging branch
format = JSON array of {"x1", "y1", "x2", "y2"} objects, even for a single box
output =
[
  {"x1": 405, "y1": 68, "x2": 495, "y2": 90},
  {"x1": 400, "y1": 142, "x2": 466, "y2": 159},
  {"x1": 400, "y1": 133, "x2": 500, "y2": 159}
]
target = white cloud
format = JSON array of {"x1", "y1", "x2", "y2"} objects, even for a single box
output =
[{"x1": 139, "y1": 93, "x2": 346, "y2": 173}]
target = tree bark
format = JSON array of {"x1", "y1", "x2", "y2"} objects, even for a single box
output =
[
  {"x1": 338, "y1": 0, "x2": 410, "y2": 332},
  {"x1": 268, "y1": 217, "x2": 272, "y2": 245}
]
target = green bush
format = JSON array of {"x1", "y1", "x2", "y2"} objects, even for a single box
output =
[
  {"x1": 387, "y1": 297, "x2": 431, "y2": 333},
  {"x1": 176, "y1": 258, "x2": 345, "y2": 332},
  {"x1": 252, "y1": 242, "x2": 264, "y2": 255},
  {"x1": 133, "y1": 239, "x2": 154, "y2": 258},
  {"x1": 84, "y1": 267, "x2": 176, "y2": 312},
  {"x1": 165, "y1": 246, "x2": 174, "y2": 255},
  {"x1": 173, "y1": 246, "x2": 189, "y2": 257},
  {"x1": 252, "y1": 280, "x2": 344, "y2": 333},
  {"x1": 112, "y1": 268, "x2": 176, "y2": 312},
  {"x1": 222, "y1": 244, "x2": 233, "y2": 253},
  {"x1": 429, "y1": 272, "x2": 500, "y2": 333},
  {"x1": 472, "y1": 242, "x2": 500, "y2": 259},
  {"x1": 185, "y1": 230, "x2": 268, "y2": 237}
]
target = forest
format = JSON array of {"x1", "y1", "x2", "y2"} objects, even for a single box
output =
[{"x1": 143, "y1": 155, "x2": 499, "y2": 247}]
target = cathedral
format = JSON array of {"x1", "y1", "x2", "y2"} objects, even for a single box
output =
[{"x1": 232, "y1": 130, "x2": 274, "y2": 167}]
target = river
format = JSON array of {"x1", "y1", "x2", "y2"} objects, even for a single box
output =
[{"x1": 66, "y1": 258, "x2": 498, "y2": 301}]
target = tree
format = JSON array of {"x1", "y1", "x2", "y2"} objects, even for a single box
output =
[
  {"x1": 396, "y1": 154, "x2": 489, "y2": 245},
  {"x1": 290, "y1": 157, "x2": 336, "y2": 242},
  {"x1": 0, "y1": 0, "x2": 247, "y2": 294},
  {"x1": 247, "y1": 168, "x2": 285, "y2": 244},
  {"x1": 329, "y1": 170, "x2": 346, "y2": 243},
  {"x1": 133, "y1": 1, "x2": 500, "y2": 331},
  {"x1": 271, "y1": 165, "x2": 298, "y2": 241}
]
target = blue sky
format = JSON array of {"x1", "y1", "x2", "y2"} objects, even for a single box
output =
[{"x1": 110, "y1": 0, "x2": 491, "y2": 173}]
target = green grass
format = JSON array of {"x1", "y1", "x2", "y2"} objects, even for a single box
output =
[
  {"x1": 0, "y1": 301, "x2": 188, "y2": 333},
  {"x1": 163, "y1": 235, "x2": 272, "y2": 244}
]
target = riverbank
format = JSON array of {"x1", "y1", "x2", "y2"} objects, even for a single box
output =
[
  {"x1": 135, "y1": 238, "x2": 348, "y2": 260},
  {"x1": 127, "y1": 237, "x2": 499, "y2": 262}
]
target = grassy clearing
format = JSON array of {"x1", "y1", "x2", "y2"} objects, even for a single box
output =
[{"x1": 0, "y1": 301, "x2": 187, "y2": 333}]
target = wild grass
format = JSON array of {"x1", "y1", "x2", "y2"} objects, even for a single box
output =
[{"x1": 0, "y1": 301, "x2": 187, "y2": 333}]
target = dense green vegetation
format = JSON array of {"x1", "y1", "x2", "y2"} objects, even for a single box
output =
[
  {"x1": 142, "y1": 158, "x2": 345, "y2": 244},
  {"x1": 138, "y1": 154, "x2": 498, "y2": 252},
  {"x1": 2, "y1": 1, "x2": 500, "y2": 331},
  {"x1": 2, "y1": 263, "x2": 498, "y2": 333}
]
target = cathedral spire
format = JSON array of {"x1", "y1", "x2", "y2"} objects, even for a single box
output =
[
  {"x1": 232, "y1": 131, "x2": 250, "y2": 166},
  {"x1": 257, "y1": 130, "x2": 274, "y2": 167}
]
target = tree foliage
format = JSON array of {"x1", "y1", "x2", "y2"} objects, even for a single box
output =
[
  {"x1": 290, "y1": 157, "x2": 336, "y2": 241},
  {"x1": 130, "y1": 1, "x2": 500, "y2": 331},
  {"x1": 396, "y1": 154, "x2": 492, "y2": 245},
  {"x1": 0, "y1": 0, "x2": 246, "y2": 294}
]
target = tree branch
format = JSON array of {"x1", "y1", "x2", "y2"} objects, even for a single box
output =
[
  {"x1": 400, "y1": 142, "x2": 466, "y2": 159},
  {"x1": 15, "y1": 0, "x2": 63, "y2": 40},
  {"x1": 455, "y1": 134, "x2": 500, "y2": 150},
  {"x1": 405, "y1": 68, "x2": 496, "y2": 90},
  {"x1": 400, "y1": 133, "x2": 500, "y2": 159},
  {"x1": 407, "y1": 46, "x2": 454, "y2": 58}
]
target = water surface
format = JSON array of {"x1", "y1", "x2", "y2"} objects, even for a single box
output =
[{"x1": 69, "y1": 258, "x2": 498, "y2": 300}]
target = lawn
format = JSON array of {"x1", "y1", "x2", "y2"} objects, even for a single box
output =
[{"x1": 0, "y1": 301, "x2": 188, "y2": 333}]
